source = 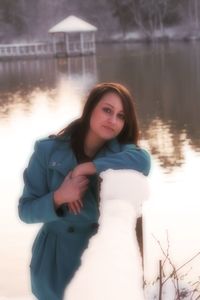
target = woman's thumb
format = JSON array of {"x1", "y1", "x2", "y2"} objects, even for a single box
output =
[{"x1": 66, "y1": 170, "x2": 72, "y2": 179}]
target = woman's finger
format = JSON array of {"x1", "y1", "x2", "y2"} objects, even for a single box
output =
[
  {"x1": 74, "y1": 175, "x2": 89, "y2": 184},
  {"x1": 68, "y1": 203, "x2": 76, "y2": 214},
  {"x1": 77, "y1": 199, "x2": 83, "y2": 208},
  {"x1": 73, "y1": 200, "x2": 82, "y2": 213},
  {"x1": 68, "y1": 200, "x2": 82, "y2": 214},
  {"x1": 71, "y1": 202, "x2": 78, "y2": 214},
  {"x1": 78, "y1": 179, "x2": 89, "y2": 188},
  {"x1": 65, "y1": 171, "x2": 73, "y2": 181}
]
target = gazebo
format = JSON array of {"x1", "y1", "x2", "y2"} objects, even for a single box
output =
[{"x1": 48, "y1": 15, "x2": 97, "y2": 57}]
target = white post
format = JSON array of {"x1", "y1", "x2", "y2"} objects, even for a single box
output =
[
  {"x1": 65, "y1": 33, "x2": 69, "y2": 55},
  {"x1": 37, "y1": 44, "x2": 39, "y2": 56},
  {"x1": 80, "y1": 32, "x2": 84, "y2": 54},
  {"x1": 16, "y1": 45, "x2": 20, "y2": 56},
  {"x1": 53, "y1": 34, "x2": 57, "y2": 56},
  {"x1": 92, "y1": 32, "x2": 96, "y2": 53},
  {"x1": 42, "y1": 44, "x2": 45, "y2": 55},
  {"x1": 36, "y1": 44, "x2": 39, "y2": 56}
]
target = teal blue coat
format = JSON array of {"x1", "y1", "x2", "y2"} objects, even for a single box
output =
[{"x1": 18, "y1": 135, "x2": 150, "y2": 300}]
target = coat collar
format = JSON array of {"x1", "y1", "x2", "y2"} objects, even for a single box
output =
[{"x1": 105, "y1": 138, "x2": 121, "y2": 153}]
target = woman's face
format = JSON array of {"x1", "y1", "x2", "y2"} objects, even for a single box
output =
[{"x1": 89, "y1": 92, "x2": 125, "y2": 142}]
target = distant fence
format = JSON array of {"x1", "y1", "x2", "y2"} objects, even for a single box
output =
[
  {"x1": 0, "y1": 43, "x2": 54, "y2": 58},
  {"x1": 0, "y1": 41, "x2": 95, "y2": 59}
]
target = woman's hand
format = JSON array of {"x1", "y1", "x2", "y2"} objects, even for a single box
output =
[
  {"x1": 71, "y1": 162, "x2": 96, "y2": 178},
  {"x1": 66, "y1": 163, "x2": 96, "y2": 214},
  {"x1": 53, "y1": 171, "x2": 89, "y2": 213}
]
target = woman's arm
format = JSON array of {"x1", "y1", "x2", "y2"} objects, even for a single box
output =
[
  {"x1": 18, "y1": 141, "x2": 61, "y2": 224},
  {"x1": 93, "y1": 144, "x2": 151, "y2": 176},
  {"x1": 72, "y1": 144, "x2": 151, "y2": 178},
  {"x1": 18, "y1": 141, "x2": 88, "y2": 223},
  {"x1": 71, "y1": 162, "x2": 96, "y2": 178}
]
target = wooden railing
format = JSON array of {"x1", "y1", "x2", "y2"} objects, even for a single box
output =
[
  {"x1": 0, "y1": 43, "x2": 54, "y2": 57},
  {"x1": 0, "y1": 41, "x2": 96, "y2": 58}
]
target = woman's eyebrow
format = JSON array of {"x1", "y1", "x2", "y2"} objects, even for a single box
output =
[{"x1": 103, "y1": 102, "x2": 124, "y2": 113}]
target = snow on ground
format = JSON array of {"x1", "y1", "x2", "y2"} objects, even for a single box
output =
[
  {"x1": 0, "y1": 297, "x2": 35, "y2": 300},
  {"x1": 1, "y1": 281, "x2": 199, "y2": 300},
  {"x1": 111, "y1": 25, "x2": 200, "y2": 41},
  {"x1": 145, "y1": 279, "x2": 200, "y2": 300}
]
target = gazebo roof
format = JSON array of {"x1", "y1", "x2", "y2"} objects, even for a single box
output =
[{"x1": 49, "y1": 15, "x2": 97, "y2": 33}]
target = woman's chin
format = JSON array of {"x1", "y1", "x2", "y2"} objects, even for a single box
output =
[{"x1": 101, "y1": 133, "x2": 116, "y2": 141}]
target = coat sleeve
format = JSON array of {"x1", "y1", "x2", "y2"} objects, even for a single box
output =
[
  {"x1": 93, "y1": 144, "x2": 151, "y2": 176},
  {"x1": 18, "y1": 141, "x2": 61, "y2": 224}
]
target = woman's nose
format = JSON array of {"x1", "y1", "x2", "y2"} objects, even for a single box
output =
[{"x1": 109, "y1": 115, "x2": 117, "y2": 124}]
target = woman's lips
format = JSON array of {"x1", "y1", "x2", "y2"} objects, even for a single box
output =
[{"x1": 102, "y1": 125, "x2": 115, "y2": 132}]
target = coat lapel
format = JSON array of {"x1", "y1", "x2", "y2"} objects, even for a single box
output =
[
  {"x1": 48, "y1": 138, "x2": 77, "y2": 177},
  {"x1": 106, "y1": 138, "x2": 121, "y2": 153}
]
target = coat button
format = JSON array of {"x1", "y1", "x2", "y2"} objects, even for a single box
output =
[{"x1": 68, "y1": 226, "x2": 75, "y2": 233}]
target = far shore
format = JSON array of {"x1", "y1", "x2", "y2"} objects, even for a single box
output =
[{"x1": 100, "y1": 26, "x2": 200, "y2": 43}]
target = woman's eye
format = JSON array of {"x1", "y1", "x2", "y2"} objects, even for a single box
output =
[
  {"x1": 118, "y1": 114, "x2": 125, "y2": 120},
  {"x1": 103, "y1": 107, "x2": 112, "y2": 113}
]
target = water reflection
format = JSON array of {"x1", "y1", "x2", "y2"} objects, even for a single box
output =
[
  {"x1": 0, "y1": 42, "x2": 199, "y2": 178},
  {"x1": 0, "y1": 55, "x2": 98, "y2": 126},
  {"x1": 145, "y1": 118, "x2": 185, "y2": 172},
  {"x1": 0, "y1": 42, "x2": 200, "y2": 296},
  {"x1": 0, "y1": 55, "x2": 97, "y2": 92},
  {"x1": 97, "y1": 42, "x2": 200, "y2": 170}
]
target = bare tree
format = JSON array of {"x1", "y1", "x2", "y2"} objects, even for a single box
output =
[
  {"x1": 151, "y1": 233, "x2": 200, "y2": 300},
  {"x1": 189, "y1": 0, "x2": 200, "y2": 29},
  {"x1": 132, "y1": 0, "x2": 180, "y2": 39},
  {"x1": 110, "y1": 0, "x2": 134, "y2": 36},
  {"x1": 110, "y1": 0, "x2": 182, "y2": 40}
]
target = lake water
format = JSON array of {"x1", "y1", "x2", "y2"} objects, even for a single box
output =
[{"x1": 0, "y1": 42, "x2": 200, "y2": 298}]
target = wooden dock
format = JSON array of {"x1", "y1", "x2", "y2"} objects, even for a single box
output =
[
  {"x1": 0, "y1": 42, "x2": 55, "y2": 59},
  {"x1": 0, "y1": 41, "x2": 95, "y2": 60}
]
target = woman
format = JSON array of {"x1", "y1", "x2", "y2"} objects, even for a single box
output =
[{"x1": 18, "y1": 82, "x2": 151, "y2": 300}]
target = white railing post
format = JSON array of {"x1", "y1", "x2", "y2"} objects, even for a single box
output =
[
  {"x1": 65, "y1": 34, "x2": 69, "y2": 55},
  {"x1": 92, "y1": 32, "x2": 96, "y2": 53},
  {"x1": 0, "y1": 38, "x2": 95, "y2": 58},
  {"x1": 80, "y1": 32, "x2": 84, "y2": 54}
]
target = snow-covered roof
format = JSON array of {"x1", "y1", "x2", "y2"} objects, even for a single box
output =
[{"x1": 49, "y1": 15, "x2": 97, "y2": 33}]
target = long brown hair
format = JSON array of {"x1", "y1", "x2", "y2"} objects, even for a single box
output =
[{"x1": 56, "y1": 82, "x2": 139, "y2": 162}]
